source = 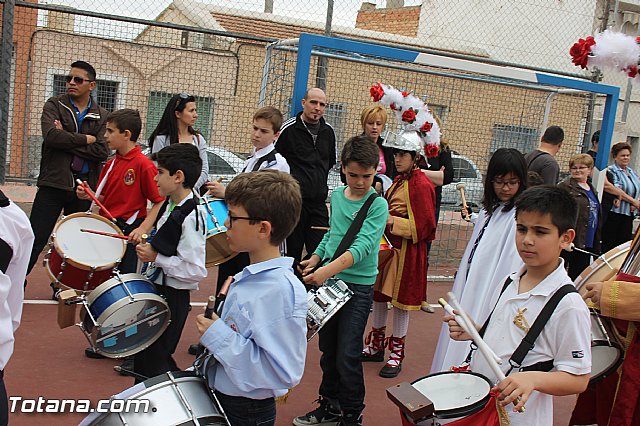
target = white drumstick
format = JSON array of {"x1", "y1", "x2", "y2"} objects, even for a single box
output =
[
  {"x1": 456, "y1": 182, "x2": 469, "y2": 211},
  {"x1": 447, "y1": 292, "x2": 525, "y2": 412},
  {"x1": 439, "y1": 297, "x2": 502, "y2": 365}
]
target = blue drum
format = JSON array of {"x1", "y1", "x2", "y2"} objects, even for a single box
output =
[
  {"x1": 81, "y1": 274, "x2": 170, "y2": 358},
  {"x1": 201, "y1": 197, "x2": 237, "y2": 266}
]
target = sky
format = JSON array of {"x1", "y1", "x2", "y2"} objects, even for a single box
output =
[{"x1": 38, "y1": 0, "x2": 423, "y2": 40}]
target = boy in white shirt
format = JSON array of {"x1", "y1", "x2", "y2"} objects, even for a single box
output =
[
  {"x1": 134, "y1": 143, "x2": 207, "y2": 381},
  {"x1": 446, "y1": 185, "x2": 591, "y2": 425}
]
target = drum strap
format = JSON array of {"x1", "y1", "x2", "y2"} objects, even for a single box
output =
[
  {"x1": 507, "y1": 284, "x2": 577, "y2": 374},
  {"x1": 310, "y1": 193, "x2": 379, "y2": 273},
  {"x1": 244, "y1": 149, "x2": 278, "y2": 173},
  {"x1": 0, "y1": 191, "x2": 13, "y2": 274},
  {"x1": 465, "y1": 281, "x2": 577, "y2": 374},
  {"x1": 151, "y1": 197, "x2": 201, "y2": 257}
]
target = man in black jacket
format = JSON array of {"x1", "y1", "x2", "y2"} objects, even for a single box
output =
[
  {"x1": 276, "y1": 88, "x2": 336, "y2": 263},
  {"x1": 26, "y1": 61, "x2": 109, "y2": 277}
]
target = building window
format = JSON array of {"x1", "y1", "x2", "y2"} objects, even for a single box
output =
[
  {"x1": 146, "y1": 91, "x2": 214, "y2": 143},
  {"x1": 491, "y1": 124, "x2": 538, "y2": 154},
  {"x1": 52, "y1": 74, "x2": 120, "y2": 112}
]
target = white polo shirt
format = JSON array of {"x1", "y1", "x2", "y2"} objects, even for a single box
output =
[
  {"x1": 0, "y1": 197, "x2": 33, "y2": 370},
  {"x1": 470, "y1": 260, "x2": 591, "y2": 426}
]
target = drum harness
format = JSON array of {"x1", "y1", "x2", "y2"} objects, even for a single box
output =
[
  {"x1": 242, "y1": 149, "x2": 278, "y2": 173},
  {"x1": 464, "y1": 276, "x2": 578, "y2": 375},
  {"x1": 144, "y1": 194, "x2": 205, "y2": 285},
  {"x1": 0, "y1": 190, "x2": 13, "y2": 275}
]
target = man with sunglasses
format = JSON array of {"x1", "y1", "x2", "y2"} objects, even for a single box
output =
[
  {"x1": 26, "y1": 61, "x2": 109, "y2": 287},
  {"x1": 276, "y1": 88, "x2": 336, "y2": 267}
]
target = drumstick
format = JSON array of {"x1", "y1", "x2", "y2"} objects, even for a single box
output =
[
  {"x1": 447, "y1": 292, "x2": 525, "y2": 412},
  {"x1": 80, "y1": 228, "x2": 129, "y2": 240},
  {"x1": 456, "y1": 182, "x2": 469, "y2": 211},
  {"x1": 136, "y1": 234, "x2": 149, "y2": 275},
  {"x1": 76, "y1": 179, "x2": 117, "y2": 222},
  {"x1": 439, "y1": 298, "x2": 502, "y2": 365},
  {"x1": 311, "y1": 226, "x2": 330, "y2": 231}
]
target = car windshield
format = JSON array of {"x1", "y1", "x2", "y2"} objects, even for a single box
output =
[{"x1": 208, "y1": 152, "x2": 236, "y2": 174}]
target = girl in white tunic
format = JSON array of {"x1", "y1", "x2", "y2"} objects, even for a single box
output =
[{"x1": 431, "y1": 148, "x2": 527, "y2": 373}]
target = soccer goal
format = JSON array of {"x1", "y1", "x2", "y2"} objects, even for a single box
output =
[{"x1": 260, "y1": 33, "x2": 619, "y2": 271}]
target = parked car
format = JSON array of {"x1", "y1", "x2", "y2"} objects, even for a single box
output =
[
  {"x1": 143, "y1": 145, "x2": 245, "y2": 184},
  {"x1": 440, "y1": 153, "x2": 484, "y2": 209}
]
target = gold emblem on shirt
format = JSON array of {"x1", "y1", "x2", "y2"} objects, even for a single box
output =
[
  {"x1": 513, "y1": 308, "x2": 531, "y2": 333},
  {"x1": 123, "y1": 168, "x2": 135, "y2": 186}
]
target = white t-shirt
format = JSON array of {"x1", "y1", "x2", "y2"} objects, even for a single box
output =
[{"x1": 470, "y1": 260, "x2": 591, "y2": 426}]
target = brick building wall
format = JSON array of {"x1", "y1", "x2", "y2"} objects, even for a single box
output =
[{"x1": 355, "y1": 4, "x2": 421, "y2": 37}]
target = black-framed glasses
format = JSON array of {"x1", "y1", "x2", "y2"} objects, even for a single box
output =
[
  {"x1": 491, "y1": 179, "x2": 520, "y2": 188},
  {"x1": 228, "y1": 215, "x2": 265, "y2": 228},
  {"x1": 65, "y1": 75, "x2": 93, "y2": 84}
]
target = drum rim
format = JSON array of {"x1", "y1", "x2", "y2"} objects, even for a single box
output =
[
  {"x1": 409, "y1": 371, "x2": 493, "y2": 419},
  {"x1": 82, "y1": 293, "x2": 170, "y2": 358},
  {"x1": 86, "y1": 274, "x2": 150, "y2": 303},
  {"x1": 51, "y1": 212, "x2": 126, "y2": 270},
  {"x1": 590, "y1": 341, "x2": 625, "y2": 384},
  {"x1": 574, "y1": 242, "x2": 630, "y2": 291}
]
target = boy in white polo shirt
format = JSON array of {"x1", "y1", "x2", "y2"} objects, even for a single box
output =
[{"x1": 446, "y1": 185, "x2": 591, "y2": 425}]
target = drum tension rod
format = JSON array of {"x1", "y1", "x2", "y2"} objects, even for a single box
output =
[{"x1": 167, "y1": 371, "x2": 199, "y2": 423}]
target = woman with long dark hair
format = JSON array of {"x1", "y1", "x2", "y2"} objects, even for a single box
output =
[
  {"x1": 149, "y1": 93, "x2": 209, "y2": 191},
  {"x1": 431, "y1": 148, "x2": 527, "y2": 373}
]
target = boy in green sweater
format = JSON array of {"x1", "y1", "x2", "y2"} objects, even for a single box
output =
[{"x1": 294, "y1": 135, "x2": 388, "y2": 426}]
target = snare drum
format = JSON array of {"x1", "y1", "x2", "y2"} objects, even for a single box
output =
[
  {"x1": 45, "y1": 212, "x2": 126, "y2": 292},
  {"x1": 201, "y1": 197, "x2": 238, "y2": 267},
  {"x1": 81, "y1": 371, "x2": 229, "y2": 425},
  {"x1": 80, "y1": 274, "x2": 170, "y2": 358},
  {"x1": 588, "y1": 310, "x2": 624, "y2": 383},
  {"x1": 574, "y1": 243, "x2": 629, "y2": 384},
  {"x1": 401, "y1": 372, "x2": 493, "y2": 424},
  {"x1": 307, "y1": 278, "x2": 354, "y2": 340},
  {"x1": 574, "y1": 242, "x2": 630, "y2": 293}
]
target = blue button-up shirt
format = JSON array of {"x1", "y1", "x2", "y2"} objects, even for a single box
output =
[
  {"x1": 608, "y1": 162, "x2": 640, "y2": 217},
  {"x1": 201, "y1": 256, "x2": 308, "y2": 399}
]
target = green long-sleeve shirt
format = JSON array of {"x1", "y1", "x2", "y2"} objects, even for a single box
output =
[{"x1": 314, "y1": 187, "x2": 388, "y2": 284}]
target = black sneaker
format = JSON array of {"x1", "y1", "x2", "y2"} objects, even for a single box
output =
[
  {"x1": 338, "y1": 412, "x2": 362, "y2": 426},
  {"x1": 50, "y1": 283, "x2": 61, "y2": 301},
  {"x1": 113, "y1": 357, "x2": 134, "y2": 376},
  {"x1": 293, "y1": 398, "x2": 340, "y2": 426}
]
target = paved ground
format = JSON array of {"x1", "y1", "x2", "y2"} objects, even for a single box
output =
[{"x1": 5, "y1": 253, "x2": 581, "y2": 426}]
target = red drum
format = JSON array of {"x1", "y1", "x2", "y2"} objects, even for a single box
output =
[{"x1": 45, "y1": 212, "x2": 126, "y2": 292}]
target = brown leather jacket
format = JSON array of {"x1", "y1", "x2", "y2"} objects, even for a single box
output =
[
  {"x1": 37, "y1": 94, "x2": 109, "y2": 191},
  {"x1": 558, "y1": 177, "x2": 602, "y2": 253}
]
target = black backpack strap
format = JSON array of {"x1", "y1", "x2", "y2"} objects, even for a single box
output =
[
  {"x1": 463, "y1": 275, "x2": 513, "y2": 364},
  {"x1": 331, "y1": 193, "x2": 378, "y2": 262},
  {"x1": 507, "y1": 284, "x2": 577, "y2": 373}
]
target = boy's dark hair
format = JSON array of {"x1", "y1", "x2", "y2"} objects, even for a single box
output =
[
  {"x1": 106, "y1": 109, "x2": 142, "y2": 142},
  {"x1": 253, "y1": 106, "x2": 283, "y2": 133},
  {"x1": 541, "y1": 125, "x2": 564, "y2": 145},
  {"x1": 515, "y1": 185, "x2": 577, "y2": 235},
  {"x1": 70, "y1": 60, "x2": 96, "y2": 81},
  {"x1": 341, "y1": 134, "x2": 379, "y2": 169},
  {"x1": 152, "y1": 143, "x2": 202, "y2": 189},
  {"x1": 225, "y1": 170, "x2": 302, "y2": 245},
  {"x1": 483, "y1": 148, "x2": 528, "y2": 214}
]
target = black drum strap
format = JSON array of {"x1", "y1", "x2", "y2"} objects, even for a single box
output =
[
  {"x1": 0, "y1": 190, "x2": 12, "y2": 274},
  {"x1": 506, "y1": 284, "x2": 577, "y2": 374}
]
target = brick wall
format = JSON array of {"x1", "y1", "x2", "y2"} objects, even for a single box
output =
[{"x1": 355, "y1": 5, "x2": 421, "y2": 37}]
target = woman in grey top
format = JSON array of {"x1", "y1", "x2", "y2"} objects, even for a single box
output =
[{"x1": 149, "y1": 93, "x2": 209, "y2": 192}]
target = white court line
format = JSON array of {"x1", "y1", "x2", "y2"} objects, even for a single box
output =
[{"x1": 23, "y1": 300, "x2": 210, "y2": 306}]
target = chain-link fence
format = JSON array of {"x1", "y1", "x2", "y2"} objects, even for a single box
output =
[{"x1": 0, "y1": 0, "x2": 633, "y2": 271}]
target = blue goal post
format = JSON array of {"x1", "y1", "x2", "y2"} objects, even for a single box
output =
[{"x1": 289, "y1": 33, "x2": 619, "y2": 174}]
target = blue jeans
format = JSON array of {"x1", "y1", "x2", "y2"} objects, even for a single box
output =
[
  {"x1": 215, "y1": 391, "x2": 276, "y2": 426},
  {"x1": 318, "y1": 282, "x2": 373, "y2": 415}
]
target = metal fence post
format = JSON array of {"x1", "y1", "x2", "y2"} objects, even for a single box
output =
[{"x1": 0, "y1": 0, "x2": 15, "y2": 184}]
